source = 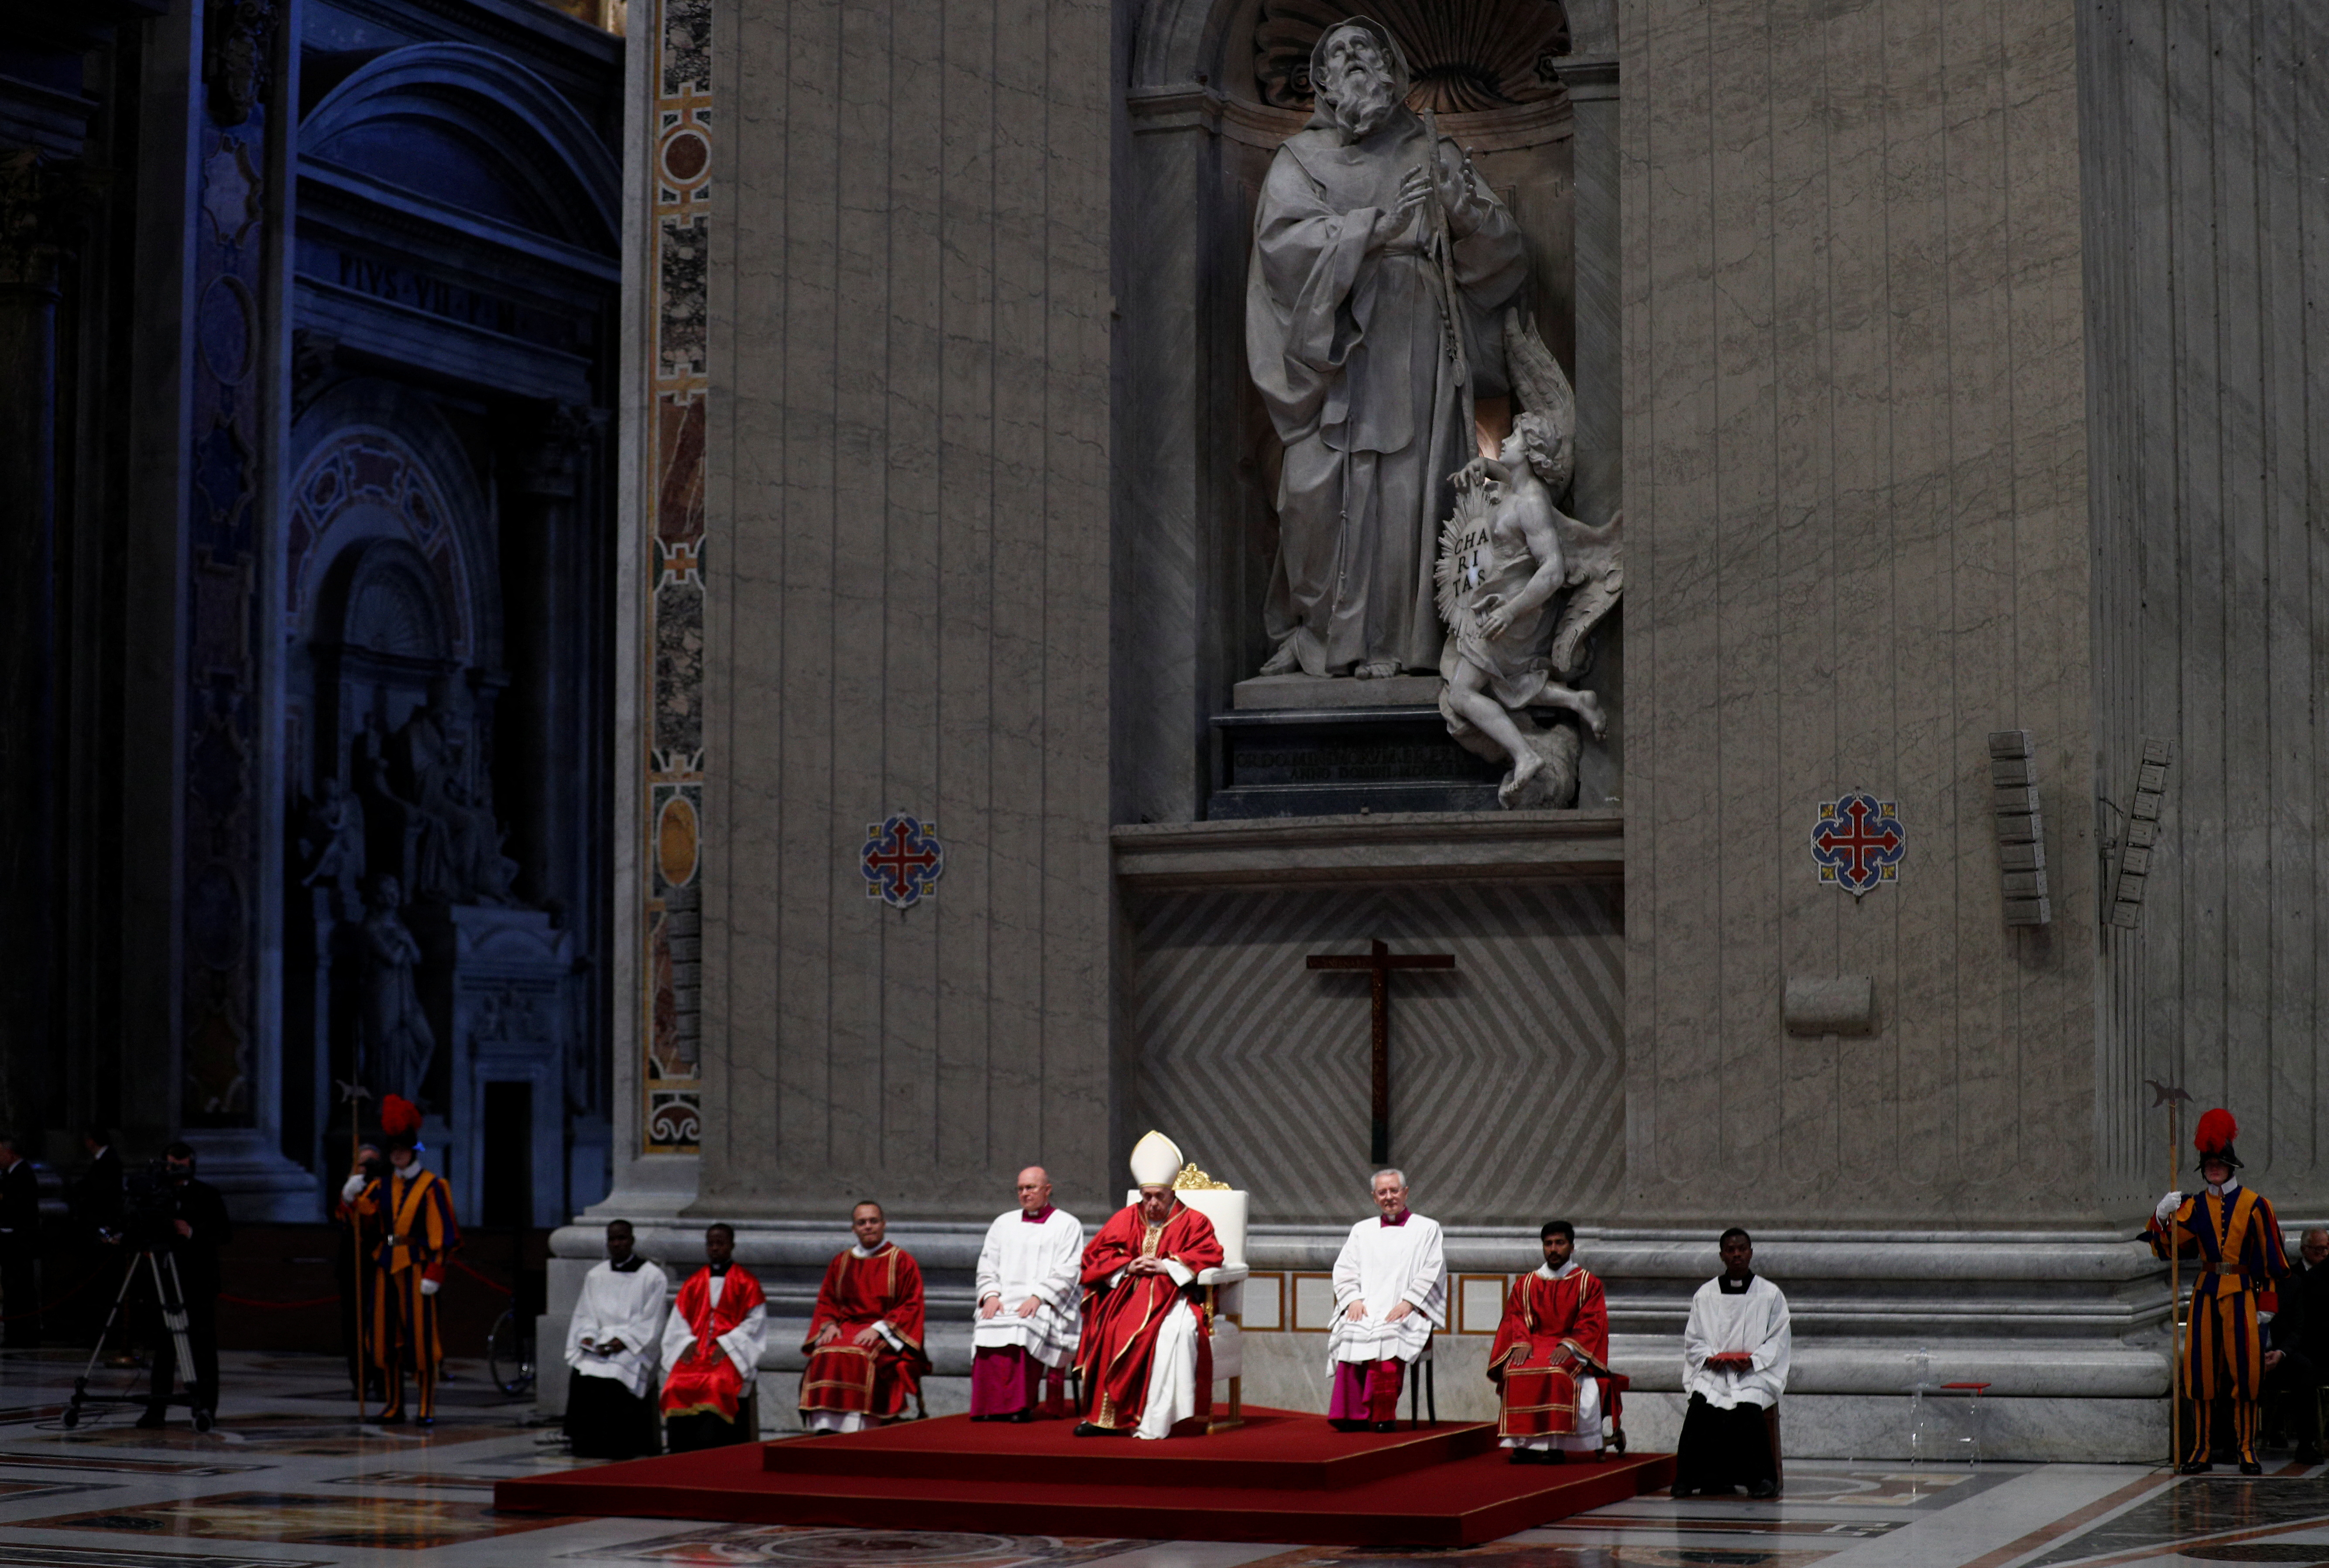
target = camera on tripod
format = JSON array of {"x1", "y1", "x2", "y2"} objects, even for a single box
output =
[{"x1": 113, "y1": 1159, "x2": 182, "y2": 1252}]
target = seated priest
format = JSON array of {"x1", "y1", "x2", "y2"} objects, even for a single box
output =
[
  {"x1": 971, "y1": 1166, "x2": 1082, "y2": 1421},
  {"x1": 1074, "y1": 1131, "x2": 1224, "y2": 1439},
  {"x1": 799, "y1": 1201, "x2": 930, "y2": 1433},
  {"x1": 563, "y1": 1219, "x2": 669, "y2": 1458},
  {"x1": 659, "y1": 1223, "x2": 768, "y2": 1451},
  {"x1": 1326, "y1": 1169, "x2": 1446, "y2": 1431},
  {"x1": 1488, "y1": 1219, "x2": 1612, "y2": 1463},
  {"x1": 1672, "y1": 1228, "x2": 1791, "y2": 1498}
]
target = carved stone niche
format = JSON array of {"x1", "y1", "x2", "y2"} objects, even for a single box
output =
[{"x1": 1128, "y1": 0, "x2": 1619, "y2": 819}]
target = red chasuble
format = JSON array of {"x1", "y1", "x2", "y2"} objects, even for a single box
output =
[
  {"x1": 1074, "y1": 1199, "x2": 1225, "y2": 1432},
  {"x1": 799, "y1": 1244, "x2": 930, "y2": 1419},
  {"x1": 661, "y1": 1265, "x2": 767, "y2": 1421},
  {"x1": 1487, "y1": 1265, "x2": 1610, "y2": 1438}
]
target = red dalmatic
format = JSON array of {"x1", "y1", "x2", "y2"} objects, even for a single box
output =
[
  {"x1": 662, "y1": 1265, "x2": 767, "y2": 1422},
  {"x1": 1074, "y1": 1200, "x2": 1224, "y2": 1432},
  {"x1": 799, "y1": 1244, "x2": 930, "y2": 1419},
  {"x1": 1487, "y1": 1265, "x2": 1609, "y2": 1438}
]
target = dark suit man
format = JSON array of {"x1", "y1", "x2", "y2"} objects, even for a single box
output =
[
  {"x1": 0, "y1": 1136, "x2": 41, "y2": 1347},
  {"x1": 2267, "y1": 1228, "x2": 2329, "y2": 1462},
  {"x1": 142, "y1": 1142, "x2": 231, "y2": 1428},
  {"x1": 62, "y1": 1131, "x2": 127, "y2": 1349},
  {"x1": 70, "y1": 1133, "x2": 124, "y2": 1243}
]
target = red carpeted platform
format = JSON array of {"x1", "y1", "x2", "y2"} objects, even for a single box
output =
[{"x1": 494, "y1": 1409, "x2": 1675, "y2": 1546}]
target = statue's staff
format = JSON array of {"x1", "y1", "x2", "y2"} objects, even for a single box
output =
[
  {"x1": 1420, "y1": 109, "x2": 1476, "y2": 454},
  {"x1": 337, "y1": 1078, "x2": 373, "y2": 1420}
]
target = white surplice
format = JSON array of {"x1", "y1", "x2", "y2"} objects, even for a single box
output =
[
  {"x1": 564, "y1": 1257, "x2": 670, "y2": 1400},
  {"x1": 1326, "y1": 1211, "x2": 1447, "y2": 1366},
  {"x1": 1681, "y1": 1273, "x2": 1791, "y2": 1410},
  {"x1": 659, "y1": 1266, "x2": 768, "y2": 1385},
  {"x1": 972, "y1": 1206, "x2": 1083, "y2": 1368}
]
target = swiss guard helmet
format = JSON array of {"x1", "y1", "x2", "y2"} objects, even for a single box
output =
[{"x1": 2195, "y1": 1107, "x2": 2242, "y2": 1172}]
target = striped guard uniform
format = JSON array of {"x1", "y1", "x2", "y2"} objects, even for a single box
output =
[
  {"x1": 350, "y1": 1162, "x2": 460, "y2": 1423},
  {"x1": 2149, "y1": 1179, "x2": 2288, "y2": 1466}
]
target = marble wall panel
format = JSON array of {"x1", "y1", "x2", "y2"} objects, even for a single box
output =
[
  {"x1": 700, "y1": 0, "x2": 1115, "y2": 1220},
  {"x1": 2082, "y1": 1, "x2": 2329, "y2": 1209},
  {"x1": 1123, "y1": 881, "x2": 1624, "y2": 1226},
  {"x1": 1619, "y1": 0, "x2": 2100, "y2": 1222}
]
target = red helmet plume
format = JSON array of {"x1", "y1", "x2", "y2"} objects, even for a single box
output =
[
  {"x1": 2194, "y1": 1107, "x2": 2241, "y2": 1170},
  {"x1": 381, "y1": 1094, "x2": 423, "y2": 1147}
]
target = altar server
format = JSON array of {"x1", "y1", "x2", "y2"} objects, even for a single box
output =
[
  {"x1": 1488, "y1": 1220, "x2": 1611, "y2": 1462},
  {"x1": 660, "y1": 1223, "x2": 766, "y2": 1451},
  {"x1": 2151, "y1": 1107, "x2": 2290, "y2": 1473},
  {"x1": 1074, "y1": 1131, "x2": 1225, "y2": 1438},
  {"x1": 971, "y1": 1167, "x2": 1082, "y2": 1421},
  {"x1": 563, "y1": 1220, "x2": 668, "y2": 1458},
  {"x1": 1326, "y1": 1169, "x2": 1446, "y2": 1431},
  {"x1": 340, "y1": 1095, "x2": 457, "y2": 1425},
  {"x1": 1672, "y1": 1228, "x2": 1790, "y2": 1498},
  {"x1": 799, "y1": 1202, "x2": 930, "y2": 1433}
]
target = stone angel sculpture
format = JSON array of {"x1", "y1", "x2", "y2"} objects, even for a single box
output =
[{"x1": 1434, "y1": 309, "x2": 1623, "y2": 808}]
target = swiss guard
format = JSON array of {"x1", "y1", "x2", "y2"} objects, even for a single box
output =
[
  {"x1": 2150, "y1": 1108, "x2": 2289, "y2": 1473},
  {"x1": 340, "y1": 1095, "x2": 460, "y2": 1424}
]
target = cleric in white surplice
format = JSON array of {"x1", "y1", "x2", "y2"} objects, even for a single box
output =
[
  {"x1": 562, "y1": 1219, "x2": 669, "y2": 1458},
  {"x1": 1326, "y1": 1169, "x2": 1447, "y2": 1430},
  {"x1": 1672, "y1": 1227, "x2": 1792, "y2": 1498},
  {"x1": 969, "y1": 1165, "x2": 1083, "y2": 1421}
]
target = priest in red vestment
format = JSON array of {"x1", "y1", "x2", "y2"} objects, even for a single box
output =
[
  {"x1": 659, "y1": 1223, "x2": 768, "y2": 1451},
  {"x1": 799, "y1": 1202, "x2": 930, "y2": 1433},
  {"x1": 1488, "y1": 1219, "x2": 1613, "y2": 1463},
  {"x1": 1074, "y1": 1131, "x2": 1225, "y2": 1439}
]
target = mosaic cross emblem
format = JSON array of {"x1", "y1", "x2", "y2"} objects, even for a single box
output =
[
  {"x1": 862, "y1": 814, "x2": 944, "y2": 908},
  {"x1": 1812, "y1": 792, "x2": 1905, "y2": 896}
]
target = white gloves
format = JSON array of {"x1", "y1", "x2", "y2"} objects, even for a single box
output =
[
  {"x1": 340, "y1": 1174, "x2": 366, "y2": 1203},
  {"x1": 2155, "y1": 1191, "x2": 2183, "y2": 1226},
  {"x1": 419, "y1": 1277, "x2": 440, "y2": 1296}
]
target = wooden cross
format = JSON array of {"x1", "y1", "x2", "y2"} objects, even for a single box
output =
[{"x1": 1307, "y1": 939, "x2": 1456, "y2": 1164}]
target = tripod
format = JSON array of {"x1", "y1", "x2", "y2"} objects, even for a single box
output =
[{"x1": 62, "y1": 1246, "x2": 212, "y2": 1432}]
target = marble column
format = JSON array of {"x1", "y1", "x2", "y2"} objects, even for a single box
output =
[{"x1": 0, "y1": 150, "x2": 63, "y2": 1136}]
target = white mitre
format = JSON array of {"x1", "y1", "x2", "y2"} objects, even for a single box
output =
[
  {"x1": 1128, "y1": 1129, "x2": 1183, "y2": 1187},
  {"x1": 1122, "y1": 1130, "x2": 1246, "y2": 1271}
]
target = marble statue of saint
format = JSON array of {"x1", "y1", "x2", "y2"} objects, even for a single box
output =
[
  {"x1": 362, "y1": 875, "x2": 436, "y2": 1103},
  {"x1": 297, "y1": 776, "x2": 366, "y2": 900},
  {"x1": 1435, "y1": 311, "x2": 1622, "y2": 808},
  {"x1": 1246, "y1": 17, "x2": 1529, "y2": 680},
  {"x1": 378, "y1": 681, "x2": 520, "y2": 907}
]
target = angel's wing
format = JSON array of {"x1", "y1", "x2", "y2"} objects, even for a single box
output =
[
  {"x1": 1547, "y1": 507, "x2": 1622, "y2": 677},
  {"x1": 1503, "y1": 307, "x2": 1576, "y2": 493}
]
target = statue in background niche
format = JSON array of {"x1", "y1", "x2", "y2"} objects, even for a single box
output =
[
  {"x1": 1435, "y1": 310, "x2": 1621, "y2": 808},
  {"x1": 364, "y1": 678, "x2": 520, "y2": 907},
  {"x1": 1246, "y1": 16, "x2": 1529, "y2": 681},
  {"x1": 295, "y1": 776, "x2": 366, "y2": 901},
  {"x1": 361, "y1": 875, "x2": 436, "y2": 1104}
]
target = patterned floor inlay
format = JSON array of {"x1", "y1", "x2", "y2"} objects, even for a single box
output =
[
  {"x1": 1245, "y1": 1550, "x2": 1839, "y2": 1568},
  {"x1": 316, "y1": 1469, "x2": 497, "y2": 1490},
  {"x1": 2030, "y1": 1479, "x2": 2329, "y2": 1568},
  {"x1": 0, "y1": 1449, "x2": 269, "y2": 1476},
  {"x1": 557, "y1": 1527, "x2": 1154, "y2": 1567},
  {"x1": 16, "y1": 1420, "x2": 532, "y2": 1455},
  {"x1": 0, "y1": 1476, "x2": 117, "y2": 1501},
  {"x1": 1541, "y1": 1515, "x2": 1902, "y2": 1537},
  {"x1": 0, "y1": 1547, "x2": 330, "y2": 1568},
  {"x1": 25, "y1": 1490, "x2": 584, "y2": 1549}
]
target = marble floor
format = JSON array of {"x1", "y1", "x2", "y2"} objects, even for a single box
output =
[{"x1": 0, "y1": 1349, "x2": 2323, "y2": 1568}]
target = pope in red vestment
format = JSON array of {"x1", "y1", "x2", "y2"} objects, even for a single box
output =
[
  {"x1": 660, "y1": 1224, "x2": 768, "y2": 1452},
  {"x1": 1074, "y1": 1185, "x2": 1225, "y2": 1438},
  {"x1": 1488, "y1": 1222, "x2": 1612, "y2": 1462},
  {"x1": 799, "y1": 1202, "x2": 930, "y2": 1433}
]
